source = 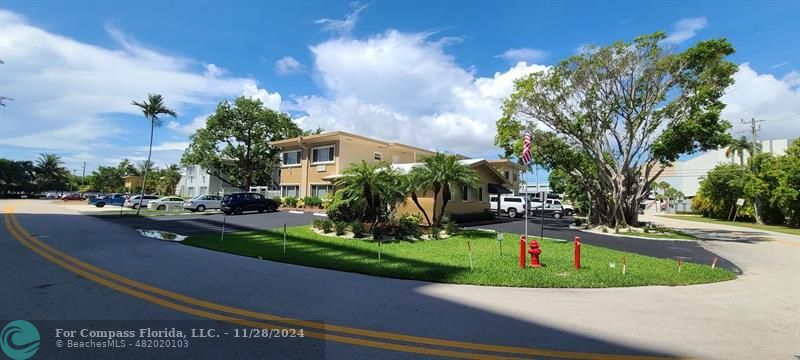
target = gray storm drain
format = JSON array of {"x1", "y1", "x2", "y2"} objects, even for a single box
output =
[{"x1": 136, "y1": 229, "x2": 187, "y2": 242}]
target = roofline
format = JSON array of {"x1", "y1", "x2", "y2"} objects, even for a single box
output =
[
  {"x1": 486, "y1": 159, "x2": 526, "y2": 170},
  {"x1": 270, "y1": 131, "x2": 437, "y2": 154}
]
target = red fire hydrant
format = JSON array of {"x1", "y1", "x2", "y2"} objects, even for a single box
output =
[
  {"x1": 519, "y1": 236, "x2": 526, "y2": 269},
  {"x1": 528, "y1": 239, "x2": 543, "y2": 267}
]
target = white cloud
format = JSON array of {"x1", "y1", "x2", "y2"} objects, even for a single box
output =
[
  {"x1": 241, "y1": 83, "x2": 282, "y2": 110},
  {"x1": 661, "y1": 17, "x2": 708, "y2": 45},
  {"x1": 496, "y1": 48, "x2": 548, "y2": 63},
  {"x1": 142, "y1": 141, "x2": 191, "y2": 152},
  {"x1": 167, "y1": 114, "x2": 210, "y2": 136},
  {"x1": 274, "y1": 56, "x2": 304, "y2": 75},
  {"x1": 0, "y1": 9, "x2": 281, "y2": 163},
  {"x1": 293, "y1": 30, "x2": 547, "y2": 155},
  {"x1": 315, "y1": 3, "x2": 368, "y2": 36},
  {"x1": 721, "y1": 63, "x2": 800, "y2": 140}
]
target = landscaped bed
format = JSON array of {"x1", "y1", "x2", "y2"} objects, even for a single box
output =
[
  {"x1": 183, "y1": 226, "x2": 735, "y2": 288},
  {"x1": 665, "y1": 214, "x2": 800, "y2": 237}
]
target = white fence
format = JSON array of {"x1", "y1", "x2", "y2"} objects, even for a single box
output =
[{"x1": 249, "y1": 186, "x2": 280, "y2": 199}]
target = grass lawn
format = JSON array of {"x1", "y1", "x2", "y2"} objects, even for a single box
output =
[
  {"x1": 665, "y1": 214, "x2": 800, "y2": 236},
  {"x1": 183, "y1": 227, "x2": 734, "y2": 288}
]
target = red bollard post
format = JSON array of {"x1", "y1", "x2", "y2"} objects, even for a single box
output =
[
  {"x1": 574, "y1": 236, "x2": 581, "y2": 270},
  {"x1": 519, "y1": 236, "x2": 526, "y2": 269}
]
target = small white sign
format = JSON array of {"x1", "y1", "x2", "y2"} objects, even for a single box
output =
[
  {"x1": 736, "y1": 198, "x2": 745, "y2": 206},
  {"x1": 496, "y1": 232, "x2": 503, "y2": 241},
  {"x1": 316, "y1": 165, "x2": 326, "y2": 172}
]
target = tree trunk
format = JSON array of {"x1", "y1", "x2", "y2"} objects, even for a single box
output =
[
  {"x1": 431, "y1": 184, "x2": 441, "y2": 226},
  {"x1": 410, "y1": 192, "x2": 431, "y2": 226},
  {"x1": 439, "y1": 186, "x2": 450, "y2": 227},
  {"x1": 754, "y1": 195, "x2": 765, "y2": 225},
  {"x1": 137, "y1": 120, "x2": 154, "y2": 216}
]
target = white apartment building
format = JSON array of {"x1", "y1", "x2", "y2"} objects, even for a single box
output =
[
  {"x1": 660, "y1": 138, "x2": 793, "y2": 197},
  {"x1": 175, "y1": 165, "x2": 241, "y2": 197}
]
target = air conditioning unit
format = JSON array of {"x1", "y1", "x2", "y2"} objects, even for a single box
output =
[{"x1": 317, "y1": 165, "x2": 326, "y2": 172}]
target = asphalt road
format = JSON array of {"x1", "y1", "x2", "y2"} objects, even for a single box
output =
[{"x1": 3, "y1": 200, "x2": 797, "y2": 359}]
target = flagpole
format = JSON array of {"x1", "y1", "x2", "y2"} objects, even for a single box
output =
[{"x1": 524, "y1": 167, "x2": 528, "y2": 248}]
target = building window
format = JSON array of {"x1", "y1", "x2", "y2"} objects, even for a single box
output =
[
  {"x1": 373, "y1": 152, "x2": 382, "y2": 161},
  {"x1": 187, "y1": 187, "x2": 195, "y2": 196},
  {"x1": 311, "y1": 185, "x2": 332, "y2": 197},
  {"x1": 311, "y1": 146, "x2": 334, "y2": 164},
  {"x1": 281, "y1": 185, "x2": 299, "y2": 198},
  {"x1": 282, "y1": 150, "x2": 301, "y2": 166},
  {"x1": 445, "y1": 189, "x2": 452, "y2": 201},
  {"x1": 392, "y1": 155, "x2": 400, "y2": 164},
  {"x1": 199, "y1": 186, "x2": 208, "y2": 195},
  {"x1": 504, "y1": 170, "x2": 510, "y2": 180},
  {"x1": 513, "y1": 172, "x2": 518, "y2": 182},
  {"x1": 478, "y1": 186, "x2": 484, "y2": 202},
  {"x1": 461, "y1": 185, "x2": 469, "y2": 201}
]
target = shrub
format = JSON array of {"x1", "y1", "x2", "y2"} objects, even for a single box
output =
[
  {"x1": 312, "y1": 219, "x2": 325, "y2": 229},
  {"x1": 351, "y1": 221, "x2": 366, "y2": 238},
  {"x1": 334, "y1": 221, "x2": 348, "y2": 236},
  {"x1": 283, "y1": 196, "x2": 298, "y2": 207},
  {"x1": 430, "y1": 226, "x2": 442, "y2": 240},
  {"x1": 396, "y1": 213, "x2": 422, "y2": 239},
  {"x1": 303, "y1": 196, "x2": 323, "y2": 207},
  {"x1": 320, "y1": 219, "x2": 334, "y2": 233},
  {"x1": 601, "y1": 226, "x2": 608, "y2": 233},
  {"x1": 327, "y1": 192, "x2": 366, "y2": 223},
  {"x1": 574, "y1": 218, "x2": 583, "y2": 226},
  {"x1": 296, "y1": 198, "x2": 305, "y2": 208},
  {"x1": 272, "y1": 196, "x2": 283, "y2": 206},
  {"x1": 444, "y1": 220, "x2": 459, "y2": 236}
]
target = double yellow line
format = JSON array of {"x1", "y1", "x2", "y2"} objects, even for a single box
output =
[{"x1": 2, "y1": 207, "x2": 678, "y2": 360}]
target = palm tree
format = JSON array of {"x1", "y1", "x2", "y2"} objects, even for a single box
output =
[
  {"x1": 725, "y1": 136, "x2": 755, "y2": 166},
  {"x1": 420, "y1": 153, "x2": 480, "y2": 226},
  {"x1": 131, "y1": 94, "x2": 176, "y2": 215},
  {"x1": 157, "y1": 164, "x2": 182, "y2": 195},
  {"x1": 335, "y1": 161, "x2": 405, "y2": 236},
  {"x1": 407, "y1": 165, "x2": 434, "y2": 226},
  {"x1": 34, "y1": 153, "x2": 70, "y2": 192}
]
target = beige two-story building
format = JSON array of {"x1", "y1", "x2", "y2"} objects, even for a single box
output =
[
  {"x1": 487, "y1": 159, "x2": 525, "y2": 195},
  {"x1": 270, "y1": 131, "x2": 512, "y2": 219},
  {"x1": 270, "y1": 131, "x2": 436, "y2": 198}
]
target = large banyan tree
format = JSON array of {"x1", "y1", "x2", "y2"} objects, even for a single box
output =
[{"x1": 497, "y1": 33, "x2": 736, "y2": 226}]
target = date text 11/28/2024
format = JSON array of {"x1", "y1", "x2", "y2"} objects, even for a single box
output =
[{"x1": 54, "y1": 327, "x2": 306, "y2": 340}]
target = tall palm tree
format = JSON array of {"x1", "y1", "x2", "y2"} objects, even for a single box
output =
[
  {"x1": 420, "y1": 153, "x2": 480, "y2": 226},
  {"x1": 34, "y1": 153, "x2": 70, "y2": 192},
  {"x1": 131, "y1": 94, "x2": 176, "y2": 215},
  {"x1": 725, "y1": 136, "x2": 755, "y2": 166}
]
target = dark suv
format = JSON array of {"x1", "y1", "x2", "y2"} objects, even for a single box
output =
[{"x1": 221, "y1": 192, "x2": 278, "y2": 215}]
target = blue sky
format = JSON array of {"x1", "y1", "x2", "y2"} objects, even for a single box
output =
[{"x1": 1, "y1": 0, "x2": 798, "y2": 180}]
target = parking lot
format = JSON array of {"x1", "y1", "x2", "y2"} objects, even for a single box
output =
[{"x1": 94, "y1": 210, "x2": 319, "y2": 236}]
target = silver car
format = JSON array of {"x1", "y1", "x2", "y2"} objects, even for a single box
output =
[
  {"x1": 183, "y1": 195, "x2": 222, "y2": 212},
  {"x1": 147, "y1": 196, "x2": 186, "y2": 210}
]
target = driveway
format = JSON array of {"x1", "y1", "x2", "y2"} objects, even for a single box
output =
[{"x1": 467, "y1": 216, "x2": 741, "y2": 273}]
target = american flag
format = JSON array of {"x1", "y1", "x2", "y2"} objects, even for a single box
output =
[{"x1": 521, "y1": 131, "x2": 533, "y2": 165}]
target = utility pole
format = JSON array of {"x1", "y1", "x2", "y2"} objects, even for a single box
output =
[
  {"x1": 742, "y1": 117, "x2": 766, "y2": 224},
  {"x1": 81, "y1": 161, "x2": 86, "y2": 186},
  {"x1": 741, "y1": 118, "x2": 765, "y2": 162}
]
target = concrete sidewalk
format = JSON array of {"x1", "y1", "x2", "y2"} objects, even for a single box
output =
[{"x1": 641, "y1": 213, "x2": 800, "y2": 243}]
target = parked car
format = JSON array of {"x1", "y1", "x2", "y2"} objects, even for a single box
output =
[
  {"x1": 61, "y1": 193, "x2": 85, "y2": 201},
  {"x1": 488, "y1": 195, "x2": 527, "y2": 218},
  {"x1": 124, "y1": 195, "x2": 160, "y2": 209},
  {"x1": 530, "y1": 205, "x2": 565, "y2": 219},
  {"x1": 183, "y1": 195, "x2": 222, "y2": 212},
  {"x1": 221, "y1": 192, "x2": 278, "y2": 215},
  {"x1": 89, "y1": 193, "x2": 127, "y2": 208},
  {"x1": 147, "y1": 196, "x2": 186, "y2": 211},
  {"x1": 45, "y1": 193, "x2": 58, "y2": 199}
]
